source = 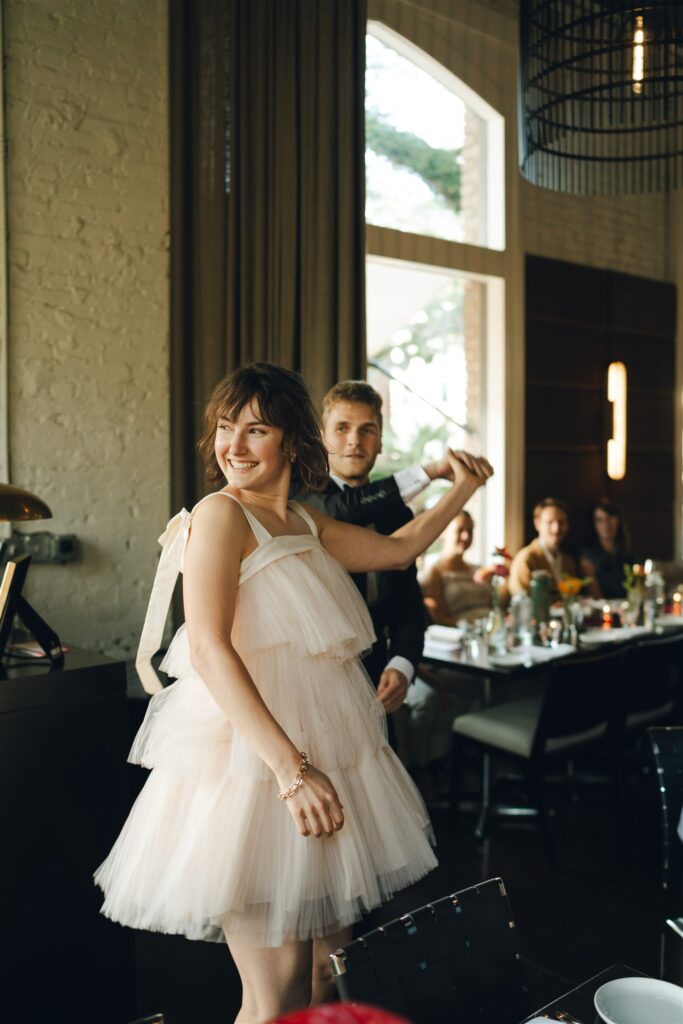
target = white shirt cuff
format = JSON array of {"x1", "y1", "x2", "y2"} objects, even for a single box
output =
[
  {"x1": 385, "y1": 655, "x2": 415, "y2": 685},
  {"x1": 394, "y1": 465, "x2": 430, "y2": 503}
]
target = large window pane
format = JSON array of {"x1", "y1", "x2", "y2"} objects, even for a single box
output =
[
  {"x1": 366, "y1": 257, "x2": 486, "y2": 562},
  {"x1": 366, "y1": 27, "x2": 501, "y2": 248}
]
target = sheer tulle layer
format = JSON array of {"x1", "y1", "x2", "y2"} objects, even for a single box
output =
[
  {"x1": 94, "y1": 746, "x2": 436, "y2": 947},
  {"x1": 160, "y1": 546, "x2": 376, "y2": 678},
  {"x1": 132, "y1": 648, "x2": 388, "y2": 782}
]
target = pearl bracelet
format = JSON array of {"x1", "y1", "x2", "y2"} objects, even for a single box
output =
[{"x1": 278, "y1": 752, "x2": 311, "y2": 800}]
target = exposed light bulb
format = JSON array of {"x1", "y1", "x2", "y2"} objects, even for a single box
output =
[{"x1": 632, "y1": 15, "x2": 644, "y2": 95}]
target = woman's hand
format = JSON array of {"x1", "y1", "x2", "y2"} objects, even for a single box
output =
[
  {"x1": 446, "y1": 449, "x2": 494, "y2": 488},
  {"x1": 279, "y1": 763, "x2": 345, "y2": 838}
]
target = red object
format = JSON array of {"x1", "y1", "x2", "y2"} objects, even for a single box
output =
[{"x1": 273, "y1": 1004, "x2": 413, "y2": 1024}]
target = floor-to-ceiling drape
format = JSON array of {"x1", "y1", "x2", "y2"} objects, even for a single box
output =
[{"x1": 170, "y1": 0, "x2": 367, "y2": 511}]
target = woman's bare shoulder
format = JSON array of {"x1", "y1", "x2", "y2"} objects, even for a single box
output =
[{"x1": 190, "y1": 492, "x2": 249, "y2": 539}]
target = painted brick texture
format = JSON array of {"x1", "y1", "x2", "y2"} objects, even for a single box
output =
[{"x1": 4, "y1": 0, "x2": 170, "y2": 658}]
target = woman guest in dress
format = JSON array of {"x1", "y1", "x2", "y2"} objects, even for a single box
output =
[
  {"x1": 420, "y1": 511, "x2": 491, "y2": 625},
  {"x1": 94, "y1": 363, "x2": 492, "y2": 1024},
  {"x1": 405, "y1": 511, "x2": 491, "y2": 798},
  {"x1": 580, "y1": 498, "x2": 636, "y2": 599}
]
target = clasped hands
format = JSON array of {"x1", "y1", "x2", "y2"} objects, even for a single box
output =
[
  {"x1": 446, "y1": 447, "x2": 494, "y2": 487},
  {"x1": 425, "y1": 447, "x2": 493, "y2": 487}
]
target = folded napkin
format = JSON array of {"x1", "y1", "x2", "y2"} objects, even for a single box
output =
[{"x1": 426, "y1": 624, "x2": 463, "y2": 644}]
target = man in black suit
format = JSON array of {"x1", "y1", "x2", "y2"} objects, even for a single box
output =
[{"x1": 304, "y1": 380, "x2": 454, "y2": 718}]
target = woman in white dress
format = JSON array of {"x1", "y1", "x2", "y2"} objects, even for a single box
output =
[{"x1": 95, "y1": 363, "x2": 492, "y2": 1023}]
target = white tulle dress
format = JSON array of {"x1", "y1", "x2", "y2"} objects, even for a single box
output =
[{"x1": 94, "y1": 493, "x2": 436, "y2": 948}]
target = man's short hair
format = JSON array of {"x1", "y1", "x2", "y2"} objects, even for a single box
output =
[
  {"x1": 533, "y1": 496, "x2": 570, "y2": 519},
  {"x1": 321, "y1": 380, "x2": 383, "y2": 428}
]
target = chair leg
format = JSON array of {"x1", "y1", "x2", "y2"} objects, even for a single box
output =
[
  {"x1": 526, "y1": 764, "x2": 556, "y2": 867},
  {"x1": 449, "y1": 732, "x2": 464, "y2": 823}
]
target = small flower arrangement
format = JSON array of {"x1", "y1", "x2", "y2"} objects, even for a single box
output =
[
  {"x1": 623, "y1": 563, "x2": 646, "y2": 595},
  {"x1": 472, "y1": 546, "x2": 512, "y2": 586},
  {"x1": 491, "y1": 546, "x2": 513, "y2": 577},
  {"x1": 557, "y1": 574, "x2": 591, "y2": 598}
]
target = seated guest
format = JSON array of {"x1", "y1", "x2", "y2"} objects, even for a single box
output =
[
  {"x1": 405, "y1": 511, "x2": 490, "y2": 798},
  {"x1": 580, "y1": 498, "x2": 636, "y2": 599},
  {"x1": 508, "y1": 497, "x2": 577, "y2": 597},
  {"x1": 419, "y1": 510, "x2": 492, "y2": 625}
]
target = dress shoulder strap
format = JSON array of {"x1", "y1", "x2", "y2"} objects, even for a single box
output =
[
  {"x1": 218, "y1": 491, "x2": 272, "y2": 544},
  {"x1": 289, "y1": 500, "x2": 318, "y2": 537}
]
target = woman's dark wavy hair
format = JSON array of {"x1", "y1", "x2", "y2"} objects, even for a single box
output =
[
  {"x1": 197, "y1": 363, "x2": 329, "y2": 495},
  {"x1": 589, "y1": 496, "x2": 630, "y2": 551}
]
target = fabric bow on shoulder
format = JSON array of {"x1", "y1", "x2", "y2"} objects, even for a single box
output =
[{"x1": 135, "y1": 508, "x2": 192, "y2": 695}]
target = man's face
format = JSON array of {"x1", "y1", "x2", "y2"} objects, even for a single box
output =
[
  {"x1": 322, "y1": 401, "x2": 382, "y2": 487},
  {"x1": 534, "y1": 506, "x2": 569, "y2": 553}
]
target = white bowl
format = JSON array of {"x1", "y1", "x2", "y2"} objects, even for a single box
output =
[{"x1": 594, "y1": 976, "x2": 683, "y2": 1024}]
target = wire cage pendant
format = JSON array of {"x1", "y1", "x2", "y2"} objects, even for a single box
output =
[{"x1": 519, "y1": 1, "x2": 683, "y2": 194}]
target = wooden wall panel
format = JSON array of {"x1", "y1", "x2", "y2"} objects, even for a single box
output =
[{"x1": 525, "y1": 255, "x2": 677, "y2": 560}]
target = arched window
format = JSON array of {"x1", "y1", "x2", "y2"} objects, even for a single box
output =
[{"x1": 365, "y1": 23, "x2": 506, "y2": 562}]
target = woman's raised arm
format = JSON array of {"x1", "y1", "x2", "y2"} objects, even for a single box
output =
[{"x1": 307, "y1": 451, "x2": 492, "y2": 574}]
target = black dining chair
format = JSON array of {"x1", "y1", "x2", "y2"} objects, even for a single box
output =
[
  {"x1": 648, "y1": 726, "x2": 683, "y2": 902},
  {"x1": 450, "y1": 646, "x2": 625, "y2": 862},
  {"x1": 622, "y1": 632, "x2": 683, "y2": 738},
  {"x1": 604, "y1": 632, "x2": 683, "y2": 810},
  {"x1": 329, "y1": 877, "x2": 529, "y2": 1024},
  {"x1": 648, "y1": 727, "x2": 683, "y2": 982}
]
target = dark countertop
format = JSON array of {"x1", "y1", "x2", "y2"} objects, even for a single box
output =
[{"x1": 0, "y1": 648, "x2": 127, "y2": 713}]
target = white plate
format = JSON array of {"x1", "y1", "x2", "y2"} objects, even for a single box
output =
[
  {"x1": 581, "y1": 627, "x2": 652, "y2": 644},
  {"x1": 488, "y1": 651, "x2": 528, "y2": 668},
  {"x1": 594, "y1": 976, "x2": 683, "y2": 1024},
  {"x1": 586, "y1": 598, "x2": 625, "y2": 612},
  {"x1": 656, "y1": 615, "x2": 683, "y2": 628},
  {"x1": 527, "y1": 643, "x2": 576, "y2": 662}
]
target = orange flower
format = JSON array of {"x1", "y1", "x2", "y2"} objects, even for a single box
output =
[{"x1": 557, "y1": 575, "x2": 589, "y2": 597}]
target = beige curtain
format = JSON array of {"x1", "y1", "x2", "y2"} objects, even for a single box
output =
[{"x1": 170, "y1": 0, "x2": 367, "y2": 510}]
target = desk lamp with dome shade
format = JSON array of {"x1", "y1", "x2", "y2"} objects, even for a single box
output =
[{"x1": 0, "y1": 483, "x2": 63, "y2": 663}]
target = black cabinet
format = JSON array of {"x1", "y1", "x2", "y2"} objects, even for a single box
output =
[{"x1": 0, "y1": 651, "x2": 136, "y2": 1023}]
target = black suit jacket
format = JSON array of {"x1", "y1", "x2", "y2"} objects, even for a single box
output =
[{"x1": 304, "y1": 478, "x2": 426, "y2": 687}]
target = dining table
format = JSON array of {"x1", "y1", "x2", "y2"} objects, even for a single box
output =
[
  {"x1": 421, "y1": 617, "x2": 683, "y2": 837},
  {"x1": 522, "y1": 962, "x2": 645, "y2": 1023}
]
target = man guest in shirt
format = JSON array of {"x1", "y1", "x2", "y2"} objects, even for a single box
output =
[
  {"x1": 508, "y1": 496, "x2": 577, "y2": 596},
  {"x1": 304, "y1": 380, "x2": 454, "y2": 723}
]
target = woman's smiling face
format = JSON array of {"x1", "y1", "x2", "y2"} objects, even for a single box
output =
[{"x1": 214, "y1": 400, "x2": 288, "y2": 489}]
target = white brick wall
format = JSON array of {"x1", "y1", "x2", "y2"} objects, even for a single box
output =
[{"x1": 4, "y1": 0, "x2": 170, "y2": 658}]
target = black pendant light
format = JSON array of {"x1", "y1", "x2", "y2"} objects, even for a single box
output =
[{"x1": 519, "y1": 1, "x2": 683, "y2": 194}]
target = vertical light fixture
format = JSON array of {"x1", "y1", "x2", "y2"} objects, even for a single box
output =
[
  {"x1": 607, "y1": 362, "x2": 627, "y2": 481},
  {"x1": 632, "y1": 14, "x2": 645, "y2": 95}
]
